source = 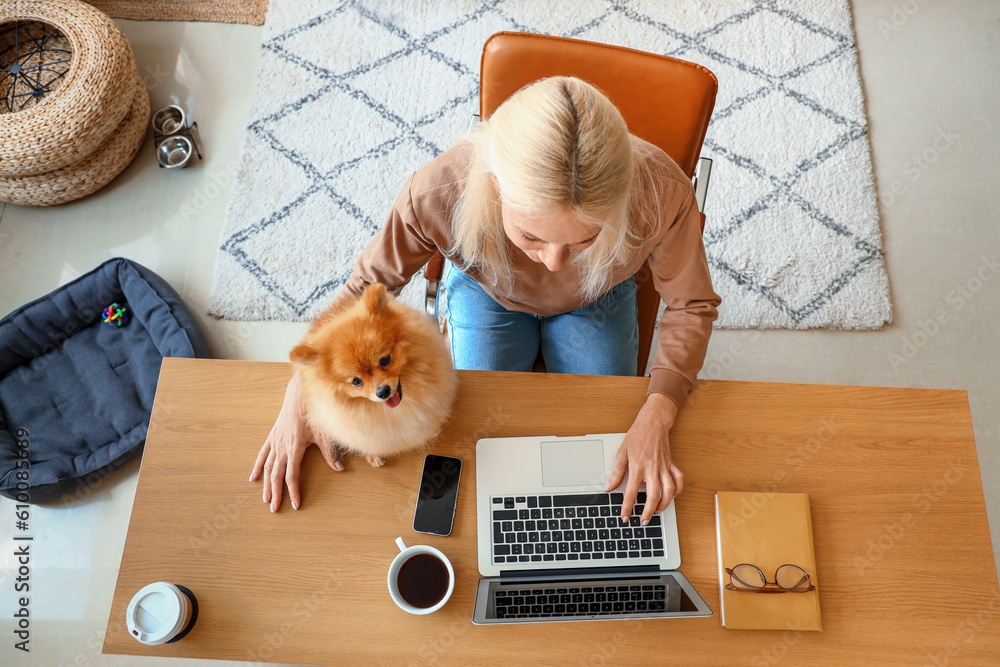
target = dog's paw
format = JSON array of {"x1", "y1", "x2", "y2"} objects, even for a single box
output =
[{"x1": 366, "y1": 454, "x2": 386, "y2": 468}]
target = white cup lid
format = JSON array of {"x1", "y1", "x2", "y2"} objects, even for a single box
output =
[{"x1": 125, "y1": 582, "x2": 189, "y2": 645}]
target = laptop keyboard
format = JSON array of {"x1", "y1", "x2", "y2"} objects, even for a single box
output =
[
  {"x1": 493, "y1": 583, "x2": 668, "y2": 619},
  {"x1": 490, "y1": 492, "x2": 665, "y2": 565}
]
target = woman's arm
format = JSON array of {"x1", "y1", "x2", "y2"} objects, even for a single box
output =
[
  {"x1": 249, "y1": 163, "x2": 450, "y2": 512},
  {"x1": 607, "y1": 183, "x2": 720, "y2": 523},
  {"x1": 250, "y1": 371, "x2": 343, "y2": 512},
  {"x1": 606, "y1": 392, "x2": 684, "y2": 524},
  {"x1": 644, "y1": 186, "x2": 721, "y2": 407}
]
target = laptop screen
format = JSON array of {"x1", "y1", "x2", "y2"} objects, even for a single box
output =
[{"x1": 472, "y1": 571, "x2": 712, "y2": 624}]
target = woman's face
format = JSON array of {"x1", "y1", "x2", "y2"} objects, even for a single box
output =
[{"x1": 501, "y1": 200, "x2": 600, "y2": 273}]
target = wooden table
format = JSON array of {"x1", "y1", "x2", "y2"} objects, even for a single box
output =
[{"x1": 103, "y1": 358, "x2": 1000, "y2": 665}]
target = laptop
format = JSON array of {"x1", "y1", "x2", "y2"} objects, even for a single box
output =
[{"x1": 472, "y1": 433, "x2": 712, "y2": 624}]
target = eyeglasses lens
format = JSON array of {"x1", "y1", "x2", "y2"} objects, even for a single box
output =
[
  {"x1": 730, "y1": 564, "x2": 766, "y2": 591},
  {"x1": 775, "y1": 564, "x2": 811, "y2": 591}
]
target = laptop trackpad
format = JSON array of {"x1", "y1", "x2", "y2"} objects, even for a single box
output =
[{"x1": 540, "y1": 439, "x2": 606, "y2": 487}]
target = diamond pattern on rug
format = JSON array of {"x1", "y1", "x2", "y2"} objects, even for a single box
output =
[{"x1": 208, "y1": 0, "x2": 891, "y2": 329}]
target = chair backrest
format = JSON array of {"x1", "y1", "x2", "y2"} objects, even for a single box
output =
[
  {"x1": 480, "y1": 32, "x2": 717, "y2": 375},
  {"x1": 481, "y1": 32, "x2": 716, "y2": 178}
]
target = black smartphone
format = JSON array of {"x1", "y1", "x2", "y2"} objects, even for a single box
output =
[{"x1": 412, "y1": 454, "x2": 463, "y2": 536}]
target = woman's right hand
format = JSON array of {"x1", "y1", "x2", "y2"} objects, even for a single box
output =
[{"x1": 250, "y1": 372, "x2": 344, "y2": 512}]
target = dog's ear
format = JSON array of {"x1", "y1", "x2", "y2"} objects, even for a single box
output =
[
  {"x1": 289, "y1": 341, "x2": 318, "y2": 365},
  {"x1": 362, "y1": 283, "x2": 390, "y2": 314}
]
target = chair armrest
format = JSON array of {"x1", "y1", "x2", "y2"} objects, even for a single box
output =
[
  {"x1": 693, "y1": 156, "x2": 712, "y2": 213},
  {"x1": 424, "y1": 252, "x2": 446, "y2": 317}
]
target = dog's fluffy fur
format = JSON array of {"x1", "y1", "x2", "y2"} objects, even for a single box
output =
[{"x1": 290, "y1": 284, "x2": 458, "y2": 467}]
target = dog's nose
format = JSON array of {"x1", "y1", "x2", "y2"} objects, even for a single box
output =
[{"x1": 376, "y1": 385, "x2": 392, "y2": 400}]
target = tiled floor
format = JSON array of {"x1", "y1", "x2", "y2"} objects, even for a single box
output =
[{"x1": 1, "y1": 3, "x2": 998, "y2": 665}]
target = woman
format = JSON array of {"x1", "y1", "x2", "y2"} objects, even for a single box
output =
[{"x1": 251, "y1": 76, "x2": 720, "y2": 524}]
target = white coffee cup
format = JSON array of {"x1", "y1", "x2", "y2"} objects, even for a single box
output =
[
  {"x1": 125, "y1": 582, "x2": 197, "y2": 645},
  {"x1": 387, "y1": 537, "x2": 455, "y2": 614}
]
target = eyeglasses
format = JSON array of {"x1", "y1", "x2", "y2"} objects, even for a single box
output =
[{"x1": 725, "y1": 564, "x2": 816, "y2": 593}]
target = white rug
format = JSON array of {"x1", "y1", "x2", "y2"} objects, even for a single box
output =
[{"x1": 208, "y1": 0, "x2": 892, "y2": 329}]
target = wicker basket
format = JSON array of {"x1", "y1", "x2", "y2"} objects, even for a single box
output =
[
  {"x1": 0, "y1": 21, "x2": 73, "y2": 110},
  {"x1": 0, "y1": 0, "x2": 136, "y2": 177},
  {"x1": 0, "y1": 69, "x2": 148, "y2": 206}
]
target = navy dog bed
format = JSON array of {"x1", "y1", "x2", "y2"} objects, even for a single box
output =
[{"x1": 0, "y1": 258, "x2": 211, "y2": 504}]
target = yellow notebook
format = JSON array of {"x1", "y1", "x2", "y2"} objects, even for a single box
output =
[{"x1": 715, "y1": 492, "x2": 822, "y2": 631}]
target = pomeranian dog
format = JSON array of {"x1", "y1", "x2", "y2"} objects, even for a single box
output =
[{"x1": 290, "y1": 283, "x2": 458, "y2": 468}]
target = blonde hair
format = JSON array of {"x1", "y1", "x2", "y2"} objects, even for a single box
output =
[{"x1": 450, "y1": 76, "x2": 662, "y2": 302}]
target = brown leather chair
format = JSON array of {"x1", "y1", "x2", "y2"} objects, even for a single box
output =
[{"x1": 424, "y1": 31, "x2": 717, "y2": 376}]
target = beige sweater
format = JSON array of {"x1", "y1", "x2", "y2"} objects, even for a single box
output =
[{"x1": 318, "y1": 141, "x2": 721, "y2": 408}]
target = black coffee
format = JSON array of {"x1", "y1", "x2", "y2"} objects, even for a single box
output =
[{"x1": 397, "y1": 554, "x2": 449, "y2": 609}]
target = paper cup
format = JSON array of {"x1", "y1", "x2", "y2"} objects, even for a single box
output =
[{"x1": 125, "y1": 582, "x2": 198, "y2": 645}]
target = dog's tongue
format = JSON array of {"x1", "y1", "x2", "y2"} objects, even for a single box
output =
[{"x1": 385, "y1": 387, "x2": 402, "y2": 408}]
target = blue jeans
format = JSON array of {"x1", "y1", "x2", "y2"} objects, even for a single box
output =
[{"x1": 441, "y1": 262, "x2": 638, "y2": 376}]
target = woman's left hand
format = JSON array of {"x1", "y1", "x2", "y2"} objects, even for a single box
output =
[{"x1": 606, "y1": 393, "x2": 684, "y2": 525}]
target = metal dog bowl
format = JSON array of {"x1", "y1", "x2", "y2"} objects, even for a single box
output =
[
  {"x1": 151, "y1": 105, "x2": 186, "y2": 135},
  {"x1": 156, "y1": 135, "x2": 193, "y2": 168}
]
